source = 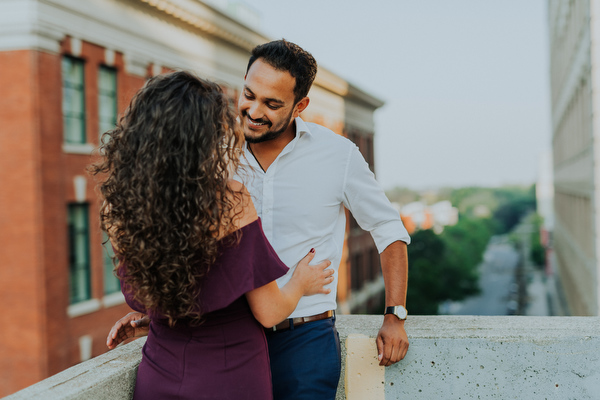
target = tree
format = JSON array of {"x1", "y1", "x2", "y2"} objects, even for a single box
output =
[
  {"x1": 439, "y1": 218, "x2": 494, "y2": 300},
  {"x1": 407, "y1": 229, "x2": 446, "y2": 314},
  {"x1": 529, "y1": 213, "x2": 545, "y2": 268},
  {"x1": 405, "y1": 184, "x2": 534, "y2": 314},
  {"x1": 491, "y1": 185, "x2": 536, "y2": 233},
  {"x1": 407, "y1": 217, "x2": 496, "y2": 314},
  {"x1": 384, "y1": 186, "x2": 421, "y2": 205}
]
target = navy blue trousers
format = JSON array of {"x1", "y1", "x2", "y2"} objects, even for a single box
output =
[{"x1": 266, "y1": 317, "x2": 341, "y2": 400}]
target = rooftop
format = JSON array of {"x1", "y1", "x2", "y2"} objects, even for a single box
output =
[{"x1": 5, "y1": 315, "x2": 600, "y2": 399}]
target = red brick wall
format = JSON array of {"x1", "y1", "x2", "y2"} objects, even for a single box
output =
[
  {"x1": 45, "y1": 39, "x2": 146, "y2": 376},
  {"x1": 0, "y1": 42, "x2": 146, "y2": 396},
  {"x1": 0, "y1": 49, "x2": 47, "y2": 394}
]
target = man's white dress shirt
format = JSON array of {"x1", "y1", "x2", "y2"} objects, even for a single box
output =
[{"x1": 238, "y1": 117, "x2": 410, "y2": 318}]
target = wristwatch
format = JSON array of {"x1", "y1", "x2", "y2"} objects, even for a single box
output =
[{"x1": 385, "y1": 305, "x2": 408, "y2": 320}]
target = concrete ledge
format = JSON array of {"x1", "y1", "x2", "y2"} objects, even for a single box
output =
[
  {"x1": 6, "y1": 316, "x2": 600, "y2": 399},
  {"x1": 5, "y1": 338, "x2": 146, "y2": 400},
  {"x1": 336, "y1": 315, "x2": 600, "y2": 399}
]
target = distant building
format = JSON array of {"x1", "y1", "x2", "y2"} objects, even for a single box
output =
[
  {"x1": 397, "y1": 201, "x2": 458, "y2": 235},
  {"x1": 429, "y1": 200, "x2": 459, "y2": 233},
  {"x1": 547, "y1": 0, "x2": 598, "y2": 316},
  {"x1": 0, "y1": 0, "x2": 383, "y2": 395}
]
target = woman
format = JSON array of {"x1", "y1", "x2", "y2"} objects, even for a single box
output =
[{"x1": 91, "y1": 71, "x2": 333, "y2": 399}]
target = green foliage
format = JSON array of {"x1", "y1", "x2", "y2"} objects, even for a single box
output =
[
  {"x1": 439, "y1": 218, "x2": 493, "y2": 299},
  {"x1": 402, "y1": 184, "x2": 536, "y2": 314},
  {"x1": 450, "y1": 187, "x2": 499, "y2": 217},
  {"x1": 490, "y1": 186, "x2": 536, "y2": 233},
  {"x1": 449, "y1": 185, "x2": 536, "y2": 233},
  {"x1": 529, "y1": 213, "x2": 545, "y2": 268},
  {"x1": 384, "y1": 186, "x2": 421, "y2": 205},
  {"x1": 407, "y1": 217, "x2": 495, "y2": 314},
  {"x1": 384, "y1": 186, "x2": 454, "y2": 207},
  {"x1": 406, "y1": 229, "x2": 446, "y2": 314}
]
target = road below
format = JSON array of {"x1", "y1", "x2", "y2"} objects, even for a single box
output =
[{"x1": 441, "y1": 235, "x2": 520, "y2": 316}]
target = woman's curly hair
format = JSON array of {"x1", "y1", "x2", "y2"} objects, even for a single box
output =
[{"x1": 90, "y1": 71, "x2": 244, "y2": 325}]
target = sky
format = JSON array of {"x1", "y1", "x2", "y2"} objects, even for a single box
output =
[{"x1": 241, "y1": 0, "x2": 551, "y2": 191}]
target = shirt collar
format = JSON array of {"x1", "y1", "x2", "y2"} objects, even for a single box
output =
[
  {"x1": 241, "y1": 116, "x2": 312, "y2": 164},
  {"x1": 279, "y1": 117, "x2": 312, "y2": 157},
  {"x1": 294, "y1": 116, "x2": 312, "y2": 139}
]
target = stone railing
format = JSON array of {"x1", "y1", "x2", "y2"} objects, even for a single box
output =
[{"x1": 6, "y1": 316, "x2": 600, "y2": 399}]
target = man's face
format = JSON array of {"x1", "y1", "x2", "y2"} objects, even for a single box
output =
[{"x1": 238, "y1": 59, "x2": 299, "y2": 144}]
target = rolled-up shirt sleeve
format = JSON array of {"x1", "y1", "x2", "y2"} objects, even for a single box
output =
[{"x1": 342, "y1": 145, "x2": 411, "y2": 253}]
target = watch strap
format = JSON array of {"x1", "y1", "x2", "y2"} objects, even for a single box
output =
[{"x1": 385, "y1": 305, "x2": 407, "y2": 320}]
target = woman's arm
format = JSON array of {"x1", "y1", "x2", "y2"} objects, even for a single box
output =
[
  {"x1": 229, "y1": 180, "x2": 334, "y2": 327},
  {"x1": 246, "y1": 250, "x2": 333, "y2": 328}
]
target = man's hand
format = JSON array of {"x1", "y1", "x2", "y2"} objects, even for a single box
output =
[
  {"x1": 376, "y1": 314, "x2": 409, "y2": 366},
  {"x1": 106, "y1": 312, "x2": 150, "y2": 349}
]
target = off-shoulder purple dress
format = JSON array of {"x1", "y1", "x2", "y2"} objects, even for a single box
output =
[{"x1": 121, "y1": 219, "x2": 288, "y2": 399}]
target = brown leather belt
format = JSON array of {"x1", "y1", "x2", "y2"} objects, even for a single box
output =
[{"x1": 267, "y1": 310, "x2": 335, "y2": 332}]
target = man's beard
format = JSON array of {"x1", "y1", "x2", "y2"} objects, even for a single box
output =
[{"x1": 242, "y1": 109, "x2": 294, "y2": 144}]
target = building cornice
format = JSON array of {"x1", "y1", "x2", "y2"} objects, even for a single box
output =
[
  {"x1": 0, "y1": 0, "x2": 269, "y2": 80},
  {"x1": 136, "y1": 0, "x2": 268, "y2": 52},
  {"x1": 346, "y1": 83, "x2": 385, "y2": 110},
  {"x1": 0, "y1": 0, "x2": 383, "y2": 108},
  {"x1": 314, "y1": 66, "x2": 384, "y2": 110}
]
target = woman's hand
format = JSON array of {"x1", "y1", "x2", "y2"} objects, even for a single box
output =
[
  {"x1": 106, "y1": 311, "x2": 150, "y2": 349},
  {"x1": 292, "y1": 249, "x2": 334, "y2": 296},
  {"x1": 246, "y1": 249, "x2": 334, "y2": 328}
]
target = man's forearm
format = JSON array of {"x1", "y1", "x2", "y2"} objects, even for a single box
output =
[
  {"x1": 380, "y1": 240, "x2": 408, "y2": 307},
  {"x1": 377, "y1": 240, "x2": 410, "y2": 366}
]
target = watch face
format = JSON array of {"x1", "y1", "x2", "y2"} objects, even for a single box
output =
[
  {"x1": 386, "y1": 306, "x2": 407, "y2": 320},
  {"x1": 396, "y1": 306, "x2": 407, "y2": 319}
]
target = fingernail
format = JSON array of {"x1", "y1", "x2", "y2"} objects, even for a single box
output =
[{"x1": 310, "y1": 248, "x2": 315, "y2": 253}]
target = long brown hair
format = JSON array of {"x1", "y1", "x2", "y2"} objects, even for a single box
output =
[{"x1": 90, "y1": 71, "x2": 244, "y2": 325}]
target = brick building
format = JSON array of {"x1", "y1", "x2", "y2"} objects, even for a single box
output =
[{"x1": 0, "y1": 0, "x2": 385, "y2": 395}]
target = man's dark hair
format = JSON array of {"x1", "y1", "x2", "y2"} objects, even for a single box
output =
[{"x1": 246, "y1": 39, "x2": 317, "y2": 103}]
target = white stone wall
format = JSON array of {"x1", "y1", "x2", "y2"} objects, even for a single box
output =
[
  {"x1": 6, "y1": 316, "x2": 600, "y2": 400},
  {"x1": 548, "y1": 0, "x2": 600, "y2": 316}
]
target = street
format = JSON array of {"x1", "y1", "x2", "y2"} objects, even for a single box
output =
[{"x1": 441, "y1": 236, "x2": 521, "y2": 316}]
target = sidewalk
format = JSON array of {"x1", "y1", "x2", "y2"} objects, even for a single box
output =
[
  {"x1": 525, "y1": 268, "x2": 549, "y2": 316},
  {"x1": 514, "y1": 214, "x2": 552, "y2": 317}
]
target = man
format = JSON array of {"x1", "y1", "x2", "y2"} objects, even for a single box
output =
[{"x1": 107, "y1": 39, "x2": 410, "y2": 400}]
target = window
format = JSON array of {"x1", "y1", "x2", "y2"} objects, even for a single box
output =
[
  {"x1": 62, "y1": 57, "x2": 86, "y2": 144},
  {"x1": 68, "y1": 204, "x2": 91, "y2": 303},
  {"x1": 102, "y1": 232, "x2": 120, "y2": 295},
  {"x1": 98, "y1": 66, "x2": 117, "y2": 143}
]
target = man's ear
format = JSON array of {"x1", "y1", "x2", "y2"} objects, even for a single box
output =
[{"x1": 293, "y1": 97, "x2": 310, "y2": 118}]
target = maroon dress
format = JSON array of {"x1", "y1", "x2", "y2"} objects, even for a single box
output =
[{"x1": 121, "y1": 219, "x2": 288, "y2": 399}]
